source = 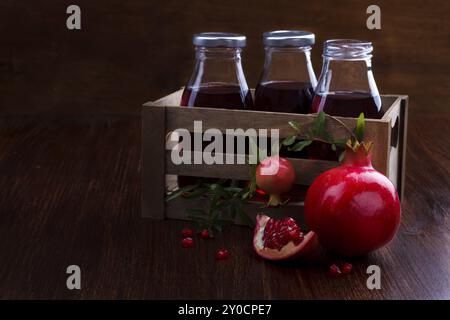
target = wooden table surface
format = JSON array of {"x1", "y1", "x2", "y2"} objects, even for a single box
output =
[{"x1": 0, "y1": 108, "x2": 449, "y2": 300}]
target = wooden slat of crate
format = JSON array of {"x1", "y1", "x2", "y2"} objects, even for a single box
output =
[
  {"x1": 165, "y1": 150, "x2": 338, "y2": 185},
  {"x1": 153, "y1": 104, "x2": 391, "y2": 174}
]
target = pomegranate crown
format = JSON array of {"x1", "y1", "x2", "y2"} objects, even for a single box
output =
[{"x1": 346, "y1": 139, "x2": 373, "y2": 155}]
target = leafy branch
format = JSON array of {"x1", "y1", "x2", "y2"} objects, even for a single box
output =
[
  {"x1": 166, "y1": 180, "x2": 255, "y2": 235},
  {"x1": 282, "y1": 112, "x2": 365, "y2": 160}
]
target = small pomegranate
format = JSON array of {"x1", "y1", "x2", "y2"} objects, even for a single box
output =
[
  {"x1": 216, "y1": 249, "x2": 229, "y2": 260},
  {"x1": 341, "y1": 263, "x2": 353, "y2": 274},
  {"x1": 200, "y1": 229, "x2": 211, "y2": 239},
  {"x1": 305, "y1": 141, "x2": 401, "y2": 256},
  {"x1": 181, "y1": 228, "x2": 194, "y2": 237},
  {"x1": 181, "y1": 237, "x2": 194, "y2": 248},
  {"x1": 255, "y1": 156, "x2": 296, "y2": 206},
  {"x1": 328, "y1": 264, "x2": 342, "y2": 277},
  {"x1": 253, "y1": 214, "x2": 318, "y2": 261}
]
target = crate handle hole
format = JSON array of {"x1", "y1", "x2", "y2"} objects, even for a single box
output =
[{"x1": 390, "y1": 116, "x2": 399, "y2": 148}]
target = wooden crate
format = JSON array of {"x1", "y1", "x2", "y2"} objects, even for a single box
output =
[{"x1": 142, "y1": 89, "x2": 408, "y2": 222}]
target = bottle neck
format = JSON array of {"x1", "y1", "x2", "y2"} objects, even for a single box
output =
[
  {"x1": 195, "y1": 46, "x2": 242, "y2": 60},
  {"x1": 316, "y1": 40, "x2": 379, "y2": 96},
  {"x1": 188, "y1": 47, "x2": 248, "y2": 91},
  {"x1": 260, "y1": 47, "x2": 317, "y2": 86},
  {"x1": 316, "y1": 55, "x2": 379, "y2": 96}
]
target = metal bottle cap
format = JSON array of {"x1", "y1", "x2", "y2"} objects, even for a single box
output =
[
  {"x1": 193, "y1": 32, "x2": 246, "y2": 48},
  {"x1": 263, "y1": 30, "x2": 315, "y2": 47}
]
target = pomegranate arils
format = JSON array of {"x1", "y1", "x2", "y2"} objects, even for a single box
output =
[
  {"x1": 181, "y1": 228, "x2": 194, "y2": 237},
  {"x1": 328, "y1": 264, "x2": 342, "y2": 277},
  {"x1": 216, "y1": 249, "x2": 229, "y2": 260},
  {"x1": 289, "y1": 230, "x2": 304, "y2": 245},
  {"x1": 254, "y1": 214, "x2": 319, "y2": 261},
  {"x1": 181, "y1": 237, "x2": 194, "y2": 248},
  {"x1": 262, "y1": 217, "x2": 304, "y2": 250},
  {"x1": 200, "y1": 229, "x2": 211, "y2": 239},
  {"x1": 342, "y1": 263, "x2": 353, "y2": 274}
]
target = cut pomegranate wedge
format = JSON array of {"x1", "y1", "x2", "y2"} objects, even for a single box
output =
[{"x1": 253, "y1": 214, "x2": 318, "y2": 261}]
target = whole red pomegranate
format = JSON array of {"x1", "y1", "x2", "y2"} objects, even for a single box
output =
[
  {"x1": 256, "y1": 156, "x2": 296, "y2": 206},
  {"x1": 304, "y1": 141, "x2": 401, "y2": 256}
]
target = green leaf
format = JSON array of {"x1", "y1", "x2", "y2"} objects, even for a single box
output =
[
  {"x1": 331, "y1": 144, "x2": 336, "y2": 151},
  {"x1": 216, "y1": 178, "x2": 229, "y2": 185},
  {"x1": 213, "y1": 223, "x2": 222, "y2": 233},
  {"x1": 241, "y1": 164, "x2": 257, "y2": 200},
  {"x1": 183, "y1": 187, "x2": 209, "y2": 199},
  {"x1": 208, "y1": 183, "x2": 230, "y2": 198},
  {"x1": 314, "y1": 111, "x2": 326, "y2": 135},
  {"x1": 235, "y1": 203, "x2": 255, "y2": 228},
  {"x1": 355, "y1": 113, "x2": 365, "y2": 142},
  {"x1": 288, "y1": 140, "x2": 313, "y2": 152},
  {"x1": 165, "y1": 184, "x2": 198, "y2": 202},
  {"x1": 288, "y1": 120, "x2": 301, "y2": 132},
  {"x1": 282, "y1": 135, "x2": 297, "y2": 146},
  {"x1": 322, "y1": 130, "x2": 333, "y2": 143},
  {"x1": 224, "y1": 186, "x2": 243, "y2": 193},
  {"x1": 211, "y1": 199, "x2": 231, "y2": 212}
]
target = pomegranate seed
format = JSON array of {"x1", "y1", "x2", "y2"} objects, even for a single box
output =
[
  {"x1": 263, "y1": 217, "x2": 304, "y2": 250},
  {"x1": 216, "y1": 249, "x2": 229, "y2": 260},
  {"x1": 181, "y1": 237, "x2": 194, "y2": 248},
  {"x1": 328, "y1": 264, "x2": 342, "y2": 277},
  {"x1": 181, "y1": 228, "x2": 194, "y2": 237},
  {"x1": 200, "y1": 229, "x2": 211, "y2": 239},
  {"x1": 342, "y1": 263, "x2": 353, "y2": 274}
]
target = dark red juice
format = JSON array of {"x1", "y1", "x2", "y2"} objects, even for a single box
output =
[
  {"x1": 309, "y1": 91, "x2": 384, "y2": 160},
  {"x1": 181, "y1": 84, "x2": 253, "y2": 109},
  {"x1": 310, "y1": 91, "x2": 383, "y2": 118},
  {"x1": 254, "y1": 81, "x2": 314, "y2": 113},
  {"x1": 179, "y1": 84, "x2": 252, "y2": 186}
]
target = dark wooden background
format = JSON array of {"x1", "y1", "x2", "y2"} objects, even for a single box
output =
[
  {"x1": 0, "y1": 0, "x2": 449, "y2": 300},
  {"x1": 0, "y1": 0, "x2": 449, "y2": 115}
]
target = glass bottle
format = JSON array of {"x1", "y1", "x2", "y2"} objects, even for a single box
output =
[
  {"x1": 254, "y1": 30, "x2": 317, "y2": 113},
  {"x1": 179, "y1": 33, "x2": 252, "y2": 187},
  {"x1": 253, "y1": 31, "x2": 317, "y2": 202},
  {"x1": 310, "y1": 39, "x2": 383, "y2": 118},
  {"x1": 181, "y1": 32, "x2": 253, "y2": 109}
]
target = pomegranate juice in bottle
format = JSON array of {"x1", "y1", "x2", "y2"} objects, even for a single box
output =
[
  {"x1": 181, "y1": 84, "x2": 252, "y2": 109},
  {"x1": 310, "y1": 91, "x2": 383, "y2": 119},
  {"x1": 254, "y1": 81, "x2": 315, "y2": 114}
]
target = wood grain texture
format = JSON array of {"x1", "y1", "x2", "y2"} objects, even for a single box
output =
[
  {"x1": 164, "y1": 150, "x2": 338, "y2": 185},
  {"x1": 0, "y1": 114, "x2": 448, "y2": 299},
  {"x1": 142, "y1": 106, "x2": 165, "y2": 218},
  {"x1": 0, "y1": 0, "x2": 449, "y2": 115}
]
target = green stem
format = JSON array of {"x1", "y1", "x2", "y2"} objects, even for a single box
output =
[
  {"x1": 267, "y1": 194, "x2": 283, "y2": 207},
  {"x1": 324, "y1": 114, "x2": 357, "y2": 141}
]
